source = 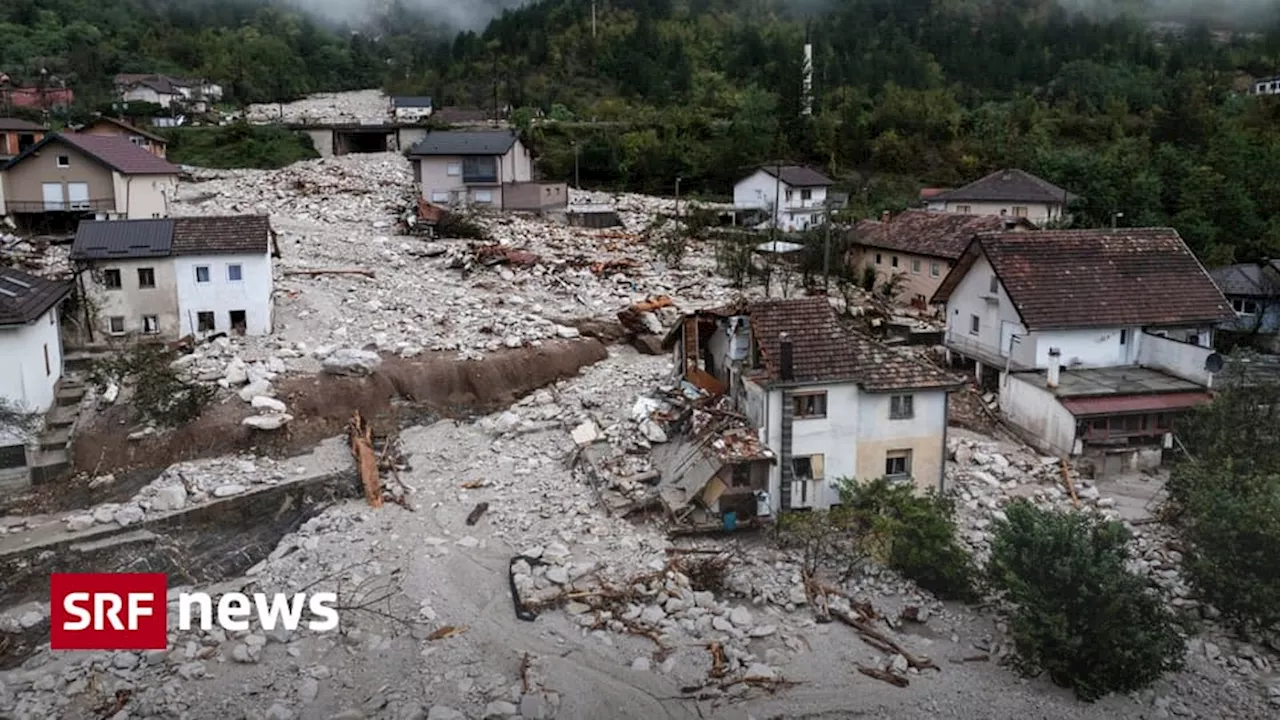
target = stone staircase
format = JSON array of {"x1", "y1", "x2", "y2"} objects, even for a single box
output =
[{"x1": 28, "y1": 376, "x2": 86, "y2": 485}]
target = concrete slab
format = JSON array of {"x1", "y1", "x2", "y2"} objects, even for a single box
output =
[
  {"x1": 1095, "y1": 470, "x2": 1168, "y2": 523},
  {"x1": 1011, "y1": 365, "x2": 1204, "y2": 398}
]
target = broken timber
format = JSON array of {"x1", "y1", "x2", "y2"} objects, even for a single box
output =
[
  {"x1": 348, "y1": 411, "x2": 382, "y2": 508},
  {"x1": 284, "y1": 268, "x2": 375, "y2": 278},
  {"x1": 830, "y1": 608, "x2": 937, "y2": 672}
]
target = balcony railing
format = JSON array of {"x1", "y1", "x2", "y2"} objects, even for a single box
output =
[
  {"x1": 944, "y1": 330, "x2": 1032, "y2": 371},
  {"x1": 463, "y1": 173, "x2": 498, "y2": 184},
  {"x1": 5, "y1": 198, "x2": 116, "y2": 213}
]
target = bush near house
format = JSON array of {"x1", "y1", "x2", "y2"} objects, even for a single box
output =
[
  {"x1": 987, "y1": 500, "x2": 1185, "y2": 701},
  {"x1": 1167, "y1": 370, "x2": 1280, "y2": 633},
  {"x1": 841, "y1": 477, "x2": 979, "y2": 602},
  {"x1": 88, "y1": 344, "x2": 213, "y2": 428},
  {"x1": 162, "y1": 122, "x2": 319, "y2": 169}
]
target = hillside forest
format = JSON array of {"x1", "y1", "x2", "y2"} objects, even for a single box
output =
[{"x1": 8, "y1": 0, "x2": 1280, "y2": 264}]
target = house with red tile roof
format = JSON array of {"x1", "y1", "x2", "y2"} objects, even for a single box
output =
[
  {"x1": 848, "y1": 209, "x2": 1034, "y2": 309},
  {"x1": 930, "y1": 228, "x2": 1234, "y2": 474},
  {"x1": 664, "y1": 296, "x2": 964, "y2": 513},
  {"x1": 925, "y1": 169, "x2": 1078, "y2": 226},
  {"x1": 0, "y1": 132, "x2": 180, "y2": 227}
]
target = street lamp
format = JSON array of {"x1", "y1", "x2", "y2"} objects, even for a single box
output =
[
  {"x1": 571, "y1": 140, "x2": 580, "y2": 189},
  {"x1": 674, "y1": 176, "x2": 682, "y2": 227}
]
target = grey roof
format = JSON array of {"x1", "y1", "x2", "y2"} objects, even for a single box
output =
[
  {"x1": 1210, "y1": 262, "x2": 1280, "y2": 298},
  {"x1": 0, "y1": 117, "x2": 43, "y2": 131},
  {"x1": 407, "y1": 131, "x2": 517, "y2": 156},
  {"x1": 0, "y1": 267, "x2": 72, "y2": 326},
  {"x1": 71, "y1": 219, "x2": 175, "y2": 260},
  {"x1": 932, "y1": 169, "x2": 1079, "y2": 204},
  {"x1": 392, "y1": 96, "x2": 433, "y2": 108},
  {"x1": 71, "y1": 215, "x2": 270, "y2": 261},
  {"x1": 759, "y1": 164, "x2": 833, "y2": 187}
]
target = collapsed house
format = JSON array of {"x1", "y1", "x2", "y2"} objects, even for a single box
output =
[{"x1": 659, "y1": 296, "x2": 965, "y2": 522}]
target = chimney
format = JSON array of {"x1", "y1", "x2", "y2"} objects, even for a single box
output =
[
  {"x1": 880, "y1": 210, "x2": 890, "y2": 223},
  {"x1": 779, "y1": 333, "x2": 794, "y2": 381},
  {"x1": 1047, "y1": 347, "x2": 1061, "y2": 389}
]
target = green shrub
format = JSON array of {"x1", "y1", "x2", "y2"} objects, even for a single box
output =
[
  {"x1": 89, "y1": 344, "x2": 213, "y2": 428},
  {"x1": 163, "y1": 122, "x2": 319, "y2": 169},
  {"x1": 841, "y1": 477, "x2": 979, "y2": 601},
  {"x1": 988, "y1": 500, "x2": 1186, "y2": 701}
]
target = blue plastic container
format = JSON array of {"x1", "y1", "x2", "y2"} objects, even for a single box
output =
[{"x1": 723, "y1": 512, "x2": 737, "y2": 531}]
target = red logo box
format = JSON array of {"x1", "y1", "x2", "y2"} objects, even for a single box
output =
[{"x1": 50, "y1": 573, "x2": 168, "y2": 650}]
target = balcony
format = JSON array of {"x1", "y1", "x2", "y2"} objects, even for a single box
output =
[
  {"x1": 944, "y1": 330, "x2": 1031, "y2": 371},
  {"x1": 6, "y1": 198, "x2": 116, "y2": 213},
  {"x1": 462, "y1": 172, "x2": 498, "y2": 184}
]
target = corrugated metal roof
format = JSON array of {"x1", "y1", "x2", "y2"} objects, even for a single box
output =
[
  {"x1": 406, "y1": 131, "x2": 517, "y2": 156},
  {"x1": 1059, "y1": 392, "x2": 1211, "y2": 417},
  {"x1": 71, "y1": 219, "x2": 175, "y2": 260},
  {"x1": 0, "y1": 267, "x2": 72, "y2": 326}
]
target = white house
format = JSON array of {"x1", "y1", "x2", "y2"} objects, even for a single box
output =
[
  {"x1": 733, "y1": 165, "x2": 834, "y2": 232},
  {"x1": 390, "y1": 96, "x2": 433, "y2": 121},
  {"x1": 1253, "y1": 76, "x2": 1280, "y2": 95},
  {"x1": 71, "y1": 215, "x2": 275, "y2": 342},
  {"x1": 931, "y1": 228, "x2": 1235, "y2": 475},
  {"x1": 0, "y1": 268, "x2": 72, "y2": 464},
  {"x1": 114, "y1": 74, "x2": 222, "y2": 112},
  {"x1": 666, "y1": 297, "x2": 963, "y2": 514},
  {"x1": 924, "y1": 169, "x2": 1078, "y2": 226}
]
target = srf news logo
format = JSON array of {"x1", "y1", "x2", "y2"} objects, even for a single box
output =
[{"x1": 50, "y1": 573, "x2": 339, "y2": 650}]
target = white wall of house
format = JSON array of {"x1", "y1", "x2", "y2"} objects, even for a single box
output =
[
  {"x1": 1021, "y1": 327, "x2": 1142, "y2": 369},
  {"x1": 943, "y1": 252, "x2": 1024, "y2": 361},
  {"x1": 733, "y1": 170, "x2": 828, "y2": 231},
  {"x1": 394, "y1": 107, "x2": 433, "y2": 121},
  {"x1": 0, "y1": 305, "x2": 64, "y2": 420},
  {"x1": 122, "y1": 174, "x2": 177, "y2": 219},
  {"x1": 122, "y1": 86, "x2": 176, "y2": 108},
  {"x1": 1137, "y1": 331, "x2": 1218, "y2": 387},
  {"x1": 173, "y1": 252, "x2": 274, "y2": 337},
  {"x1": 926, "y1": 199, "x2": 1062, "y2": 225},
  {"x1": 998, "y1": 375, "x2": 1078, "y2": 456},
  {"x1": 751, "y1": 379, "x2": 949, "y2": 512},
  {"x1": 0, "y1": 171, "x2": 6, "y2": 215},
  {"x1": 84, "y1": 258, "x2": 181, "y2": 340}
]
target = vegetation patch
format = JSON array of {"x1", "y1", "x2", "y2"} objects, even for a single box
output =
[{"x1": 163, "y1": 123, "x2": 319, "y2": 169}]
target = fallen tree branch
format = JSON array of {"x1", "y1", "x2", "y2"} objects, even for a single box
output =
[
  {"x1": 830, "y1": 608, "x2": 937, "y2": 671},
  {"x1": 348, "y1": 411, "x2": 382, "y2": 508},
  {"x1": 857, "y1": 665, "x2": 908, "y2": 687},
  {"x1": 284, "y1": 268, "x2": 375, "y2": 278}
]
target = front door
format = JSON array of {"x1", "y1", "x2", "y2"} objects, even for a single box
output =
[
  {"x1": 67, "y1": 182, "x2": 89, "y2": 210},
  {"x1": 42, "y1": 182, "x2": 64, "y2": 211}
]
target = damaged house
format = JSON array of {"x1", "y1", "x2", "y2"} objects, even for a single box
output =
[
  {"x1": 931, "y1": 228, "x2": 1234, "y2": 475},
  {"x1": 662, "y1": 296, "x2": 964, "y2": 518}
]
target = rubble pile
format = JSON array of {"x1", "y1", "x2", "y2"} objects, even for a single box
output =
[
  {"x1": 244, "y1": 89, "x2": 392, "y2": 125},
  {"x1": 60, "y1": 454, "x2": 302, "y2": 532},
  {"x1": 0, "y1": 234, "x2": 71, "y2": 276}
]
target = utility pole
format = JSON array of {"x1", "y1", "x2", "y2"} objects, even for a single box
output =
[
  {"x1": 573, "y1": 141, "x2": 580, "y2": 188},
  {"x1": 674, "y1": 176, "x2": 682, "y2": 233},
  {"x1": 823, "y1": 214, "x2": 831, "y2": 291},
  {"x1": 592, "y1": 0, "x2": 598, "y2": 39}
]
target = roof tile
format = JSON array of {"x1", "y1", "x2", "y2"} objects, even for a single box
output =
[
  {"x1": 932, "y1": 169, "x2": 1078, "y2": 204},
  {"x1": 0, "y1": 267, "x2": 72, "y2": 326},
  {"x1": 852, "y1": 210, "x2": 1024, "y2": 260},
  {"x1": 55, "y1": 133, "x2": 179, "y2": 174}
]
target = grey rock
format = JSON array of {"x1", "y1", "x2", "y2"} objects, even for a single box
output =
[
  {"x1": 322, "y1": 348, "x2": 382, "y2": 376},
  {"x1": 111, "y1": 651, "x2": 140, "y2": 670},
  {"x1": 743, "y1": 663, "x2": 776, "y2": 680},
  {"x1": 298, "y1": 677, "x2": 320, "y2": 704},
  {"x1": 213, "y1": 484, "x2": 248, "y2": 498},
  {"x1": 264, "y1": 704, "x2": 295, "y2": 720},
  {"x1": 65, "y1": 514, "x2": 96, "y2": 532},
  {"x1": 729, "y1": 606, "x2": 753, "y2": 627},
  {"x1": 426, "y1": 706, "x2": 466, "y2": 720},
  {"x1": 519, "y1": 694, "x2": 552, "y2": 720},
  {"x1": 113, "y1": 505, "x2": 145, "y2": 527},
  {"x1": 243, "y1": 413, "x2": 293, "y2": 430},
  {"x1": 483, "y1": 700, "x2": 518, "y2": 717},
  {"x1": 631, "y1": 657, "x2": 651, "y2": 672},
  {"x1": 151, "y1": 485, "x2": 188, "y2": 512}
]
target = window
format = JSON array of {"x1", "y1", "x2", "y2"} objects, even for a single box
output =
[
  {"x1": 430, "y1": 191, "x2": 450, "y2": 203},
  {"x1": 885, "y1": 450, "x2": 913, "y2": 478},
  {"x1": 793, "y1": 392, "x2": 827, "y2": 419},
  {"x1": 989, "y1": 275, "x2": 999, "y2": 294},
  {"x1": 731, "y1": 464, "x2": 752, "y2": 488},
  {"x1": 930, "y1": 262, "x2": 940, "y2": 277},
  {"x1": 56, "y1": 155, "x2": 70, "y2": 168},
  {"x1": 969, "y1": 314, "x2": 980, "y2": 335},
  {"x1": 956, "y1": 205, "x2": 971, "y2": 214},
  {"x1": 875, "y1": 253, "x2": 882, "y2": 265},
  {"x1": 474, "y1": 189, "x2": 493, "y2": 203},
  {"x1": 195, "y1": 266, "x2": 210, "y2": 283},
  {"x1": 792, "y1": 454, "x2": 825, "y2": 481},
  {"x1": 129, "y1": 136, "x2": 142, "y2": 146},
  {"x1": 1012, "y1": 206, "x2": 1028, "y2": 218},
  {"x1": 1119, "y1": 329, "x2": 1128, "y2": 345},
  {"x1": 196, "y1": 311, "x2": 215, "y2": 332},
  {"x1": 446, "y1": 162, "x2": 461, "y2": 176},
  {"x1": 1233, "y1": 298, "x2": 1259, "y2": 315},
  {"x1": 152, "y1": 213, "x2": 161, "y2": 219},
  {"x1": 462, "y1": 156, "x2": 497, "y2": 182},
  {"x1": 890, "y1": 394, "x2": 914, "y2": 420},
  {"x1": 911, "y1": 259, "x2": 921, "y2": 274},
  {"x1": 785, "y1": 189, "x2": 793, "y2": 201},
  {"x1": 67, "y1": 182, "x2": 89, "y2": 210},
  {"x1": 137, "y1": 267, "x2": 156, "y2": 288},
  {"x1": 108, "y1": 316, "x2": 125, "y2": 334},
  {"x1": 227, "y1": 264, "x2": 243, "y2": 282},
  {"x1": 800, "y1": 189, "x2": 812, "y2": 201},
  {"x1": 102, "y1": 269, "x2": 122, "y2": 289},
  {"x1": 142, "y1": 315, "x2": 159, "y2": 334},
  {"x1": 891, "y1": 256, "x2": 899, "y2": 268}
]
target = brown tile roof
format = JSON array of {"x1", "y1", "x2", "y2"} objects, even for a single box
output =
[
  {"x1": 171, "y1": 216, "x2": 271, "y2": 256},
  {"x1": 932, "y1": 169, "x2": 1079, "y2": 204},
  {"x1": 851, "y1": 209, "x2": 1028, "y2": 260},
  {"x1": 933, "y1": 228, "x2": 1235, "y2": 329},
  {"x1": 748, "y1": 296, "x2": 963, "y2": 391},
  {"x1": 0, "y1": 267, "x2": 72, "y2": 326},
  {"x1": 54, "y1": 132, "x2": 178, "y2": 174},
  {"x1": 760, "y1": 164, "x2": 833, "y2": 187},
  {"x1": 84, "y1": 117, "x2": 167, "y2": 144},
  {"x1": 0, "y1": 117, "x2": 43, "y2": 131}
]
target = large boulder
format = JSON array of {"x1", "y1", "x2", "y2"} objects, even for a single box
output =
[
  {"x1": 321, "y1": 348, "x2": 382, "y2": 376},
  {"x1": 242, "y1": 414, "x2": 293, "y2": 431}
]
